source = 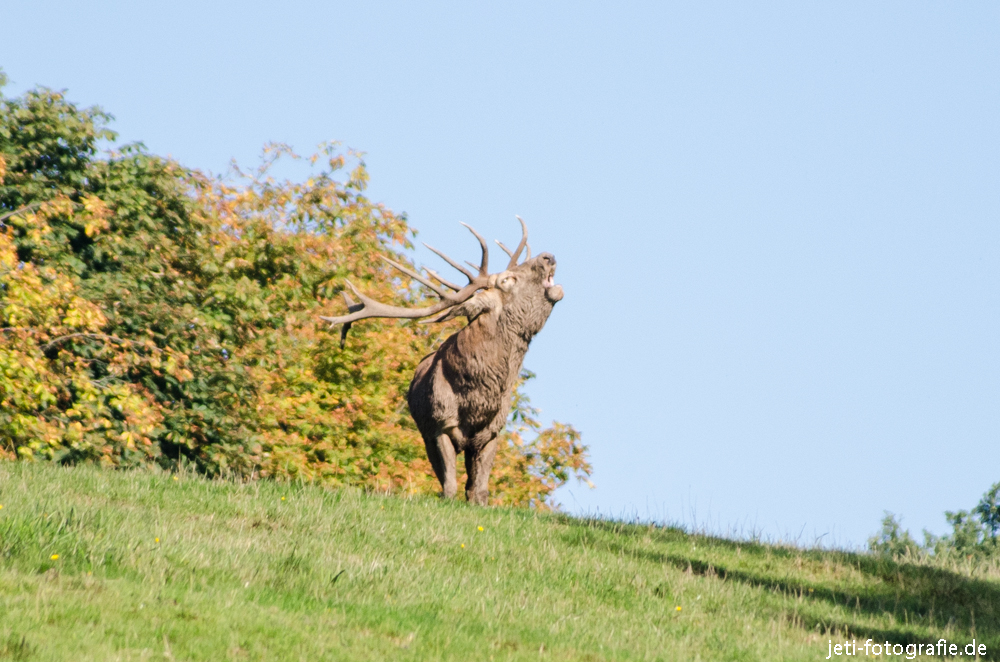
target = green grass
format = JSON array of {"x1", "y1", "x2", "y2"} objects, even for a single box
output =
[{"x1": 0, "y1": 462, "x2": 997, "y2": 661}]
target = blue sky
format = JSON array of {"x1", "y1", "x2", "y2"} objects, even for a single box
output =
[{"x1": 4, "y1": 1, "x2": 998, "y2": 547}]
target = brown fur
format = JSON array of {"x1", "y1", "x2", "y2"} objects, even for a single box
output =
[{"x1": 407, "y1": 252, "x2": 563, "y2": 504}]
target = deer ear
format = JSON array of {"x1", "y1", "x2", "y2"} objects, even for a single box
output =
[{"x1": 498, "y1": 274, "x2": 517, "y2": 293}]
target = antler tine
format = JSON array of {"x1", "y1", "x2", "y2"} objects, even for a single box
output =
[
  {"x1": 494, "y1": 240, "x2": 514, "y2": 259},
  {"x1": 460, "y1": 223, "x2": 489, "y2": 275},
  {"x1": 336, "y1": 291, "x2": 364, "y2": 348},
  {"x1": 507, "y1": 215, "x2": 529, "y2": 268},
  {"x1": 424, "y1": 243, "x2": 476, "y2": 282},
  {"x1": 426, "y1": 268, "x2": 460, "y2": 292},
  {"x1": 525, "y1": 243, "x2": 531, "y2": 261},
  {"x1": 341, "y1": 290, "x2": 362, "y2": 310},
  {"x1": 379, "y1": 254, "x2": 449, "y2": 298}
]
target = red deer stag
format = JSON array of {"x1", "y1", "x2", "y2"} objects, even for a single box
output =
[{"x1": 320, "y1": 218, "x2": 563, "y2": 505}]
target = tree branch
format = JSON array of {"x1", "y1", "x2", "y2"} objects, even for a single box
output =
[
  {"x1": 0, "y1": 202, "x2": 45, "y2": 223},
  {"x1": 42, "y1": 332, "x2": 129, "y2": 351}
]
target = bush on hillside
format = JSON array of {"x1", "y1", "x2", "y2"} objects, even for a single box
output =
[
  {"x1": 870, "y1": 481, "x2": 1000, "y2": 560},
  {"x1": 867, "y1": 512, "x2": 923, "y2": 558}
]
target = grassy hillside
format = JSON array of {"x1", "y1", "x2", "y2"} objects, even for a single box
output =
[{"x1": 0, "y1": 463, "x2": 996, "y2": 661}]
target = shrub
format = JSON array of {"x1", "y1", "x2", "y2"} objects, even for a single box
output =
[{"x1": 870, "y1": 482, "x2": 1000, "y2": 560}]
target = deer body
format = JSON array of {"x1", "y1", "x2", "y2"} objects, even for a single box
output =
[{"x1": 321, "y1": 220, "x2": 563, "y2": 505}]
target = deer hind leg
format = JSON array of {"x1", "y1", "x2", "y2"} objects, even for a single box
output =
[{"x1": 464, "y1": 437, "x2": 498, "y2": 506}]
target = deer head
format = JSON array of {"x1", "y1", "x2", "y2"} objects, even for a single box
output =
[{"x1": 320, "y1": 217, "x2": 563, "y2": 346}]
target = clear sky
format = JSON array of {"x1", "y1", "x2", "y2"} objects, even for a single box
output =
[{"x1": 3, "y1": 1, "x2": 998, "y2": 547}]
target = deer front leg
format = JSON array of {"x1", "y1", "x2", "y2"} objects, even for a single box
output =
[
  {"x1": 464, "y1": 436, "x2": 498, "y2": 506},
  {"x1": 436, "y1": 433, "x2": 459, "y2": 498},
  {"x1": 438, "y1": 421, "x2": 473, "y2": 499},
  {"x1": 425, "y1": 432, "x2": 459, "y2": 499}
]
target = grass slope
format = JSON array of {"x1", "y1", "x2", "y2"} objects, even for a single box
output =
[{"x1": 0, "y1": 462, "x2": 996, "y2": 661}]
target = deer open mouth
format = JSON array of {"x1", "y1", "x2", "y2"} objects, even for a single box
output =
[{"x1": 542, "y1": 267, "x2": 563, "y2": 302}]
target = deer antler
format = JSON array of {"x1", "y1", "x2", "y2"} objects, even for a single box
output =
[
  {"x1": 507, "y1": 216, "x2": 529, "y2": 268},
  {"x1": 494, "y1": 216, "x2": 530, "y2": 268},
  {"x1": 321, "y1": 218, "x2": 532, "y2": 340},
  {"x1": 320, "y1": 223, "x2": 497, "y2": 332}
]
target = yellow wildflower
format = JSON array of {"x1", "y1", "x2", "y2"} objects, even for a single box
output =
[
  {"x1": 461, "y1": 544, "x2": 465, "y2": 548},
  {"x1": 172, "y1": 476, "x2": 179, "y2": 481},
  {"x1": 675, "y1": 606, "x2": 681, "y2": 611},
  {"x1": 50, "y1": 554, "x2": 59, "y2": 561},
  {"x1": 155, "y1": 538, "x2": 160, "y2": 543},
  {"x1": 477, "y1": 526, "x2": 484, "y2": 532}
]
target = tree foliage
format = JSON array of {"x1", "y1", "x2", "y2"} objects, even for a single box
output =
[
  {"x1": 867, "y1": 512, "x2": 922, "y2": 558},
  {"x1": 869, "y1": 482, "x2": 1000, "y2": 561},
  {"x1": 0, "y1": 81, "x2": 591, "y2": 508}
]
